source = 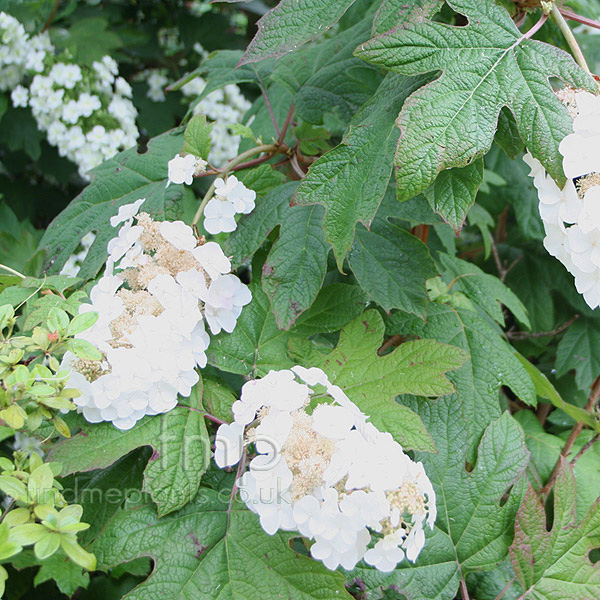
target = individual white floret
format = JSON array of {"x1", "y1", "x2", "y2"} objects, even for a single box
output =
[
  {"x1": 214, "y1": 421, "x2": 245, "y2": 468},
  {"x1": 203, "y1": 197, "x2": 237, "y2": 234},
  {"x1": 110, "y1": 198, "x2": 146, "y2": 227},
  {"x1": 167, "y1": 154, "x2": 197, "y2": 187}
]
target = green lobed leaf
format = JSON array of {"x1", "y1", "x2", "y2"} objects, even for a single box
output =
[
  {"x1": 92, "y1": 492, "x2": 352, "y2": 600},
  {"x1": 356, "y1": 0, "x2": 596, "y2": 201},
  {"x1": 240, "y1": 0, "x2": 357, "y2": 64},
  {"x1": 295, "y1": 73, "x2": 428, "y2": 265},
  {"x1": 424, "y1": 160, "x2": 484, "y2": 231},
  {"x1": 412, "y1": 398, "x2": 529, "y2": 571},
  {"x1": 291, "y1": 283, "x2": 368, "y2": 336},
  {"x1": 349, "y1": 220, "x2": 436, "y2": 317},
  {"x1": 48, "y1": 389, "x2": 210, "y2": 517},
  {"x1": 290, "y1": 310, "x2": 467, "y2": 451},
  {"x1": 387, "y1": 301, "x2": 536, "y2": 458},
  {"x1": 38, "y1": 130, "x2": 186, "y2": 279},
  {"x1": 555, "y1": 319, "x2": 600, "y2": 393},
  {"x1": 509, "y1": 461, "x2": 600, "y2": 600},
  {"x1": 262, "y1": 204, "x2": 328, "y2": 330},
  {"x1": 351, "y1": 398, "x2": 529, "y2": 598}
]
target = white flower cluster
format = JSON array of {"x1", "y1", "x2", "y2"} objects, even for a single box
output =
[
  {"x1": 214, "y1": 367, "x2": 436, "y2": 572},
  {"x1": 140, "y1": 66, "x2": 251, "y2": 166},
  {"x1": 166, "y1": 153, "x2": 256, "y2": 234},
  {"x1": 27, "y1": 56, "x2": 138, "y2": 178},
  {"x1": 62, "y1": 199, "x2": 251, "y2": 430},
  {"x1": 1, "y1": 12, "x2": 138, "y2": 178},
  {"x1": 140, "y1": 69, "x2": 170, "y2": 103},
  {"x1": 181, "y1": 77, "x2": 251, "y2": 166},
  {"x1": 524, "y1": 89, "x2": 600, "y2": 309},
  {"x1": 0, "y1": 12, "x2": 52, "y2": 91},
  {"x1": 59, "y1": 232, "x2": 96, "y2": 277}
]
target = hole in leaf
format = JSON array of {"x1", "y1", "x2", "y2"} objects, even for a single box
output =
[
  {"x1": 589, "y1": 548, "x2": 600, "y2": 564},
  {"x1": 288, "y1": 536, "x2": 310, "y2": 557},
  {"x1": 464, "y1": 461, "x2": 474, "y2": 473},
  {"x1": 499, "y1": 484, "x2": 514, "y2": 507},
  {"x1": 136, "y1": 133, "x2": 149, "y2": 154}
]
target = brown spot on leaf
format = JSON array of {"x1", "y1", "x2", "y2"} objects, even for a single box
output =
[{"x1": 189, "y1": 533, "x2": 208, "y2": 558}]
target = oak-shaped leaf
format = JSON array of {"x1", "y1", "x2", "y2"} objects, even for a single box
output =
[
  {"x1": 289, "y1": 309, "x2": 467, "y2": 451},
  {"x1": 349, "y1": 397, "x2": 530, "y2": 599},
  {"x1": 356, "y1": 0, "x2": 596, "y2": 200},
  {"x1": 509, "y1": 459, "x2": 600, "y2": 599}
]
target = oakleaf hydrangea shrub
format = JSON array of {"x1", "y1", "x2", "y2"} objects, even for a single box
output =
[{"x1": 1, "y1": 0, "x2": 600, "y2": 598}]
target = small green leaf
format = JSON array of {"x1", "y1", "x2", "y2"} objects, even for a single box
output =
[
  {"x1": 47, "y1": 308, "x2": 69, "y2": 332},
  {"x1": 66, "y1": 312, "x2": 98, "y2": 336},
  {"x1": 11, "y1": 523, "x2": 47, "y2": 546},
  {"x1": 34, "y1": 532, "x2": 61, "y2": 561},
  {"x1": 60, "y1": 535, "x2": 96, "y2": 571},
  {"x1": 0, "y1": 475, "x2": 28, "y2": 502},
  {"x1": 67, "y1": 339, "x2": 102, "y2": 361},
  {"x1": 182, "y1": 114, "x2": 213, "y2": 160}
]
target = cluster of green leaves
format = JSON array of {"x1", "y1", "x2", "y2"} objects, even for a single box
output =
[
  {"x1": 0, "y1": 452, "x2": 95, "y2": 598},
  {"x1": 0, "y1": 279, "x2": 100, "y2": 436},
  {"x1": 2, "y1": 0, "x2": 600, "y2": 599}
]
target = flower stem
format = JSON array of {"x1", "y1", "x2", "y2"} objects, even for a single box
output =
[
  {"x1": 0, "y1": 263, "x2": 26, "y2": 279},
  {"x1": 191, "y1": 143, "x2": 278, "y2": 227},
  {"x1": 550, "y1": 3, "x2": 593, "y2": 75}
]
